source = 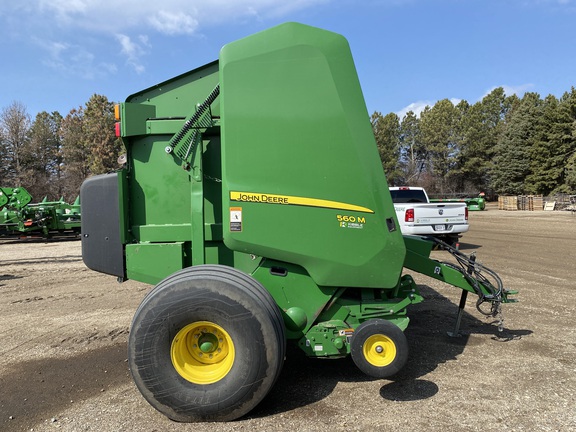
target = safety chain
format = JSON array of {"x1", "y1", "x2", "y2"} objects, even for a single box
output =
[{"x1": 203, "y1": 174, "x2": 222, "y2": 183}]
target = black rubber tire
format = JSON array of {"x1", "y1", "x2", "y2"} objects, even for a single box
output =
[
  {"x1": 350, "y1": 319, "x2": 408, "y2": 378},
  {"x1": 128, "y1": 265, "x2": 286, "y2": 422}
]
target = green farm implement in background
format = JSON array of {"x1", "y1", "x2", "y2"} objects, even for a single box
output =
[
  {"x1": 0, "y1": 187, "x2": 81, "y2": 238},
  {"x1": 81, "y1": 23, "x2": 516, "y2": 422},
  {"x1": 430, "y1": 194, "x2": 487, "y2": 211}
]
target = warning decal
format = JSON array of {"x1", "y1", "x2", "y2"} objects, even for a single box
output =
[{"x1": 230, "y1": 207, "x2": 242, "y2": 232}]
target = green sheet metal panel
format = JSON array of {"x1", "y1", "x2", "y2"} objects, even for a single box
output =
[
  {"x1": 126, "y1": 242, "x2": 185, "y2": 285},
  {"x1": 121, "y1": 63, "x2": 221, "y2": 242},
  {"x1": 125, "y1": 60, "x2": 220, "y2": 118},
  {"x1": 220, "y1": 22, "x2": 405, "y2": 288}
]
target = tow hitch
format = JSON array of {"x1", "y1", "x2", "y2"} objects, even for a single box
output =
[{"x1": 403, "y1": 235, "x2": 518, "y2": 336}]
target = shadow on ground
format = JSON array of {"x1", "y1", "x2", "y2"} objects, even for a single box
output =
[
  {"x1": 0, "y1": 286, "x2": 531, "y2": 430},
  {"x1": 0, "y1": 344, "x2": 129, "y2": 431},
  {"x1": 253, "y1": 284, "x2": 531, "y2": 417}
]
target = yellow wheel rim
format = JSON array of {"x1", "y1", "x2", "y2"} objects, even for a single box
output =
[
  {"x1": 171, "y1": 321, "x2": 235, "y2": 385},
  {"x1": 363, "y1": 334, "x2": 396, "y2": 367}
]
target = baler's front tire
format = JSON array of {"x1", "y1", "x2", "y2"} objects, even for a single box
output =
[
  {"x1": 350, "y1": 319, "x2": 408, "y2": 378},
  {"x1": 128, "y1": 265, "x2": 286, "y2": 422}
]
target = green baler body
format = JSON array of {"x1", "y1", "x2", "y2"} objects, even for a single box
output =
[
  {"x1": 103, "y1": 23, "x2": 405, "y2": 289},
  {"x1": 81, "y1": 22, "x2": 421, "y2": 354},
  {"x1": 79, "y1": 25, "x2": 515, "y2": 421}
]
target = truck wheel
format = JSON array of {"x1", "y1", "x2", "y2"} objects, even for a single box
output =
[
  {"x1": 128, "y1": 265, "x2": 286, "y2": 422},
  {"x1": 350, "y1": 319, "x2": 408, "y2": 378}
]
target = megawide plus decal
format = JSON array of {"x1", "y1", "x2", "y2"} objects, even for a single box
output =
[{"x1": 230, "y1": 191, "x2": 374, "y2": 213}]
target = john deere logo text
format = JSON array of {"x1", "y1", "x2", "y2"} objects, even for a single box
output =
[
  {"x1": 234, "y1": 193, "x2": 288, "y2": 204},
  {"x1": 229, "y1": 191, "x2": 374, "y2": 213}
]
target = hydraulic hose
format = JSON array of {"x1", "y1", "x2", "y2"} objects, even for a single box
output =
[{"x1": 432, "y1": 237, "x2": 504, "y2": 317}]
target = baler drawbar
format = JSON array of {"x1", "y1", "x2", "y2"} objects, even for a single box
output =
[
  {"x1": 404, "y1": 235, "x2": 517, "y2": 334},
  {"x1": 80, "y1": 22, "x2": 516, "y2": 422}
]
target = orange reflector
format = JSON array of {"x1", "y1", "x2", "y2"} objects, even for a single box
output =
[{"x1": 114, "y1": 104, "x2": 121, "y2": 121}]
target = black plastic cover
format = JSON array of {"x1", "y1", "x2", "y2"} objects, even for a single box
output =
[{"x1": 80, "y1": 173, "x2": 125, "y2": 278}]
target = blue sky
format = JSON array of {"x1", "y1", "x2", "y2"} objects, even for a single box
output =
[{"x1": 1, "y1": 0, "x2": 575, "y2": 120}]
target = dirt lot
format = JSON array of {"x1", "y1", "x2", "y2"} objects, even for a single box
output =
[{"x1": 1, "y1": 207, "x2": 575, "y2": 432}]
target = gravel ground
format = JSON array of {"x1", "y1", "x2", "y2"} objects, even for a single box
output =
[{"x1": 1, "y1": 206, "x2": 575, "y2": 432}]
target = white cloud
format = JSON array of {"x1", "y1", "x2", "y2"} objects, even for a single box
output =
[
  {"x1": 396, "y1": 101, "x2": 432, "y2": 120},
  {"x1": 43, "y1": 40, "x2": 69, "y2": 60},
  {"x1": 115, "y1": 34, "x2": 149, "y2": 74},
  {"x1": 483, "y1": 84, "x2": 535, "y2": 99},
  {"x1": 8, "y1": 0, "x2": 329, "y2": 78},
  {"x1": 34, "y1": 37, "x2": 117, "y2": 80},
  {"x1": 27, "y1": 0, "x2": 328, "y2": 34},
  {"x1": 536, "y1": 0, "x2": 574, "y2": 4},
  {"x1": 396, "y1": 97, "x2": 461, "y2": 119},
  {"x1": 149, "y1": 10, "x2": 200, "y2": 35},
  {"x1": 397, "y1": 87, "x2": 541, "y2": 120}
]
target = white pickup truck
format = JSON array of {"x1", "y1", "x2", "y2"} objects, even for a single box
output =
[{"x1": 389, "y1": 186, "x2": 469, "y2": 245}]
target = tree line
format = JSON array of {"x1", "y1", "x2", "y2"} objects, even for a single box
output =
[
  {"x1": 0, "y1": 95, "x2": 123, "y2": 203},
  {"x1": 1, "y1": 86, "x2": 575, "y2": 204},
  {"x1": 372, "y1": 87, "x2": 576, "y2": 197}
]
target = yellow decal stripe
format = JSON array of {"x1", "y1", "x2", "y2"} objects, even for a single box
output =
[{"x1": 230, "y1": 191, "x2": 374, "y2": 214}]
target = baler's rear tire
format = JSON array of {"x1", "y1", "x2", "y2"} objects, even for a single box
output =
[
  {"x1": 128, "y1": 265, "x2": 286, "y2": 422},
  {"x1": 350, "y1": 319, "x2": 408, "y2": 378}
]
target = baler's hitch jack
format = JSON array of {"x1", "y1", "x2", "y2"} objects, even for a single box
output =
[
  {"x1": 403, "y1": 235, "x2": 518, "y2": 337},
  {"x1": 432, "y1": 236, "x2": 518, "y2": 336}
]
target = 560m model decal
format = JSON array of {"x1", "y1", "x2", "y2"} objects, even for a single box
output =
[{"x1": 230, "y1": 191, "x2": 374, "y2": 213}]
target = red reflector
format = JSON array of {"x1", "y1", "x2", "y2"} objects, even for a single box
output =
[
  {"x1": 406, "y1": 208, "x2": 414, "y2": 222},
  {"x1": 115, "y1": 122, "x2": 121, "y2": 137},
  {"x1": 465, "y1": 207, "x2": 469, "y2": 220}
]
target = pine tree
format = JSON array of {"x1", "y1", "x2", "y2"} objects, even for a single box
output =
[
  {"x1": 491, "y1": 93, "x2": 540, "y2": 195},
  {"x1": 61, "y1": 107, "x2": 89, "y2": 201},
  {"x1": 25, "y1": 111, "x2": 63, "y2": 199},
  {"x1": 547, "y1": 88, "x2": 576, "y2": 193},
  {"x1": 524, "y1": 95, "x2": 559, "y2": 194},
  {"x1": 371, "y1": 111, "x2": 402, "y2": 185},
  {"x1": 84, "y1": 94, "x2": 123, "y2": 175},
  {"x1": 399, "y1": 111, "x2": 424, "y2": 184},
  {"x1": 566, "y1": 152, "x2": 576, "y2": 192},
  {"x1": 419, "y1": 99, "x2": 458, "y2": 194},
  {"x1": 0, "y1": 101, "x2": 31, "y2": 186},
  {"x1": 566, "y1": 89, "x2": 576, "y2": 192},
  {"x1": 60, "y1": 95, "x2": 124, "y2": 200},
  {"x1": 456, "y1": 88, "x2": 509, "y2": 194}
]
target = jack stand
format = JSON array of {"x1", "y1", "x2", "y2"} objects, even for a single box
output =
[
  {"x1": 448, "y1": 252, "x2": 477, "y2": 337},
  {"x1": 448, "y1": 289, "x2": 468, "y2": 337}
]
